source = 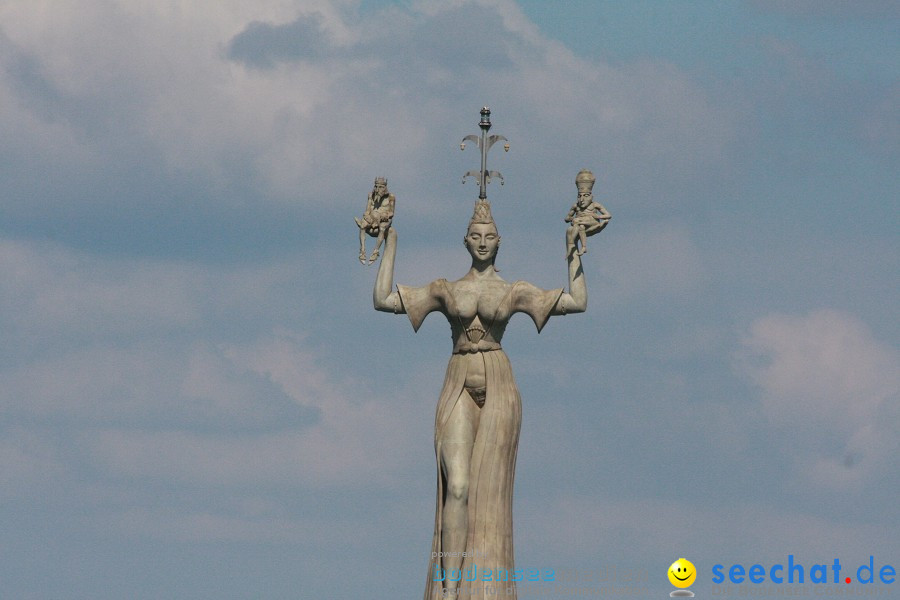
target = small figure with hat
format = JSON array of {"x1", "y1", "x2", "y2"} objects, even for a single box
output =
[
  {"x1": 565, "y1": 169, "x2": 611, "y2": 257},
  {"x1": 355, "y1": 176, "x2": 395, "y2": 265}
]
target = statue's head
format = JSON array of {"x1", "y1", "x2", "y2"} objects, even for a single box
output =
[
  {"x1": 576, "y1": 168, "x2": 595, "y2": 205},
  {"x1": 464, "y1": 199, "x2": 500, "y2": 266},
  {"x1": 373, "y1": 176, "x2": 388, "y2": 196}
]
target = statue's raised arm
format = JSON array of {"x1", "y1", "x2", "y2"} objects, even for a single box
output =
[
  {"x1": 372, "y1": 226, "x2": 403, "y2": 313},
  {"x1": 551, "y1": 244, "x2": 588, "y2": 315}
]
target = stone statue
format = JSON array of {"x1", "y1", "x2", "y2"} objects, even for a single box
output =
[
  {"x1": 565, "y1": 169, "x2": 610, "y2": 257},
  {"x1": 366, "y1": 109, "x2": 609, "y2": 600},
  {"x1": 355, "y1": 176, "x2": 395, "y2": 265}
]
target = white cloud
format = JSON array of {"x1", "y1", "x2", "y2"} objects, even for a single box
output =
[
  {"x1": 0, "y1": 0, "x2": 736, "y2": 217},
  {"x1": 0, "y1": 238, "x2": 314, "y2": 348},
  {"x1": 738, "y1": 309, "x2": 900, "y2": 487},
  {"x1": 0, "y1": 0, "x2": 362, "y2": 200},
  {"x1": 0, "y1": 238, "x2": 425, "y2": 493},
  {"x1": 0, "y1": 237, "x2": 422, "y2": 495},
  {"x1": 86, "y1": 329, "x2": 425, "y2": 487}
]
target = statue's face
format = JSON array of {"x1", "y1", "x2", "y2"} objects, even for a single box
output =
[
  {"x1": 578, "y1": 191, "x2": 592, "y2": 206},
  {"x1": 374, "y1": 182, "x2": 387, "y2": 196},
  {"x1": 465, "y1": 222, "x2": 500, "y2": 262}
]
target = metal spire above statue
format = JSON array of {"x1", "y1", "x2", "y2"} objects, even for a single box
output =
[{"x1": 460, "y1": 106, "x2": 510, "y2": 201}]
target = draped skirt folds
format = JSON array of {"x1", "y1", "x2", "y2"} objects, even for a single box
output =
[{"x1": 424, "y1": 350, "x2": 522, "y2": 600}]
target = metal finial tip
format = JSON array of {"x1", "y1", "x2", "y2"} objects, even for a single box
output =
[{"x1": 479, "y1": 106, "x2": 491, "y2": 129}]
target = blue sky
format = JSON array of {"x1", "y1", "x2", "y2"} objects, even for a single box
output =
[{"x1": 0, "y1": 1, "x2": 897, "y2": 598}]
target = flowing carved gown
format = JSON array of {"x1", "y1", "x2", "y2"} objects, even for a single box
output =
[{"x1": 397, "y1": 278, "x2": 562, "y2": 600}]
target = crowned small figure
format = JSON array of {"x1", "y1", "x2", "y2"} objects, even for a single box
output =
[
  {"x1": 565, "y1": 169, "x2": 611, "y2": 257},
  {"x1": 355, "y1": 176, "x2": 395, "y2": 265}
]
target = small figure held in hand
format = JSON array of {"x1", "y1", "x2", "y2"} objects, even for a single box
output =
[
  {"x1": 565, "y1": 169, "x2": 610, "y2": 257},
  {"x1": 355, "y1": 176, "x2": 395, "y2": 265}
]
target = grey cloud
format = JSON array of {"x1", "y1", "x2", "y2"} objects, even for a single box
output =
[
  {"x1": 0, "y1": 28, "x2": 147, "y2": 141},
  {"x1": 737, "y1": 309, "x2": 900, "y2": 486},
  {"x1": 226, "y1": 5, "x2": 514, "y2": 76},
  {"x1": 0, "y1": 31, "x2": 66, "y2": 123},
  {"x1": 0, "y1": 343, "x2": 319, "y2": 434},
  {"x1": 376, "y1": 5, "x2": 515, "y2": 73},
  {"x1": 227, "y1": 13, "x2": 332, "y2": 68}
]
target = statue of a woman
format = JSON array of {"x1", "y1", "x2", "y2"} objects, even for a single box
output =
[{"x1": 373, "y1": 194, "x2": 593, "y2": 600}]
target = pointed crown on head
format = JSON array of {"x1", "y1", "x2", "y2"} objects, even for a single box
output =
[
  {"x1": 374, "y1": 176, "x2": 387, "y2": 185},
  {"x1": 469, "y1": 199, "x2": 495, "y2": 227},
  {"x1": 576, "y1": 169, "x2": 595, "y2": 193}
]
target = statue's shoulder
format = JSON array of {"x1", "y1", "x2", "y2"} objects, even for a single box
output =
[
  {"x1": 511, "y1": 279, "x2": 536, "y2": 292},
  {"x1": 398, "y1": 278, "x2": 448, "y2": 297},
  {"x1": 443, "y1": 277, "x2": 465, "y2": 295},
  {"x1": 509, "y1": 279, "x2": 561, "y2": 303},
  {"x1": 429, "y1": 278, "x2": 451, "y2": 296}
]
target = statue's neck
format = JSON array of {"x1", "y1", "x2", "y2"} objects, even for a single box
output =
[{"x1": 466, "y1": 263, "x2": 499, "y2": 280}]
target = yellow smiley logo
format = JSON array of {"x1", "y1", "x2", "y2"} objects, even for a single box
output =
[{"x1": 668, "y1": 558, "x2": 697, "y2": 588}]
